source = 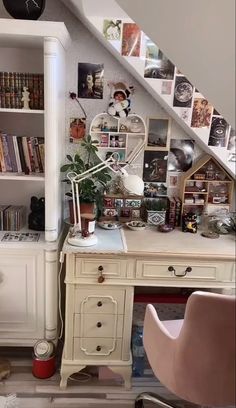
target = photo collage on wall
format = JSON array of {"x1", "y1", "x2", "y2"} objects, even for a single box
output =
[{"x1": 101, "y1": 17, "x2": 232, "y2": 161}]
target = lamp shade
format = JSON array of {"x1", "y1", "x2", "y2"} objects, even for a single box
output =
[{"x1": 122, "y1": 172, "x2": 144, "y2": 195}]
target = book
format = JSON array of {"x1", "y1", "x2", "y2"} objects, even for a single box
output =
[
  {"x1": 17, "y1": 136, "x2": 27, "y2": 173},
  {"x1": 166, "y1": 197, "x2": 176, "y2": 227},
  {"x1": 22, "y1": 136, "x2": 32, "y2": 173},
  {"x1": 174, "y1": 197, "x2": 182, "y2": 227},
  {"x1": 0, "y1": 205, "x2": 10, "y2": 230},
  {"x1": 12, "y1": 135, "x2": 22, "y2": 172},
  {"x1": 0, "y1": 133, "x2": 6, "y2": 172},
  {"x1": 1, "y1": 133, "x2": 13, "y2": 172},
  {"x1": 6, "y1": 135, "x2": 18, "y2": 172}
]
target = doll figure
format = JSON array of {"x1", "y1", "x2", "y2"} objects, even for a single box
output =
[
  {"x1": 21, "y1": 86, "x2": 30, "y2": 109},
  {"x1": 108, "y1": 82, "x2": 133, "y2": 117}
]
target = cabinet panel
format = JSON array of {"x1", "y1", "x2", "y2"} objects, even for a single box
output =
[
  {"x1": 0, "y1": 251, "x2": 44, "y2": 339},
  {"x1": 74, "y1": 337, "x2": 122, "y2": 360},
  {"x1": 74, "y1": 287, "x2": 125, "y2": 315},
  {"x1": 135, "y1": 260, "x2": 223, "y2": 281},
  {"x1": 75, "y1": 258, "x2": 127, "y2": 279},
  {"x1": 74, "y1": 313, "x2": 123, "y2": 338}
]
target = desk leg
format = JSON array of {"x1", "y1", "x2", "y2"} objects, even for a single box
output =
[
  {"x1": 60, "y1": 364, "x2": 86, "y2": 388},
  {"x1": 108, "y1": 364, "x2": 132, "y2": 389}
]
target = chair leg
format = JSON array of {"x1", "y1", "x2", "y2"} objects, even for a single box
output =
[{"x1": 135, "y1": 392, "x2": 176, "y2": 408}]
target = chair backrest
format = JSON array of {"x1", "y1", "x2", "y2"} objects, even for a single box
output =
[
  {"x1": 173, "y1": 291, "x2": 235, "y2": 406},
  {"x1": 170, "y1": 291, "x2": 236, "y2": 406}
]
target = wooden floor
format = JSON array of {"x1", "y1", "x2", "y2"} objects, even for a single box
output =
[{"x1": 0, "y1": 348, "x2": 197, "y2": 408}]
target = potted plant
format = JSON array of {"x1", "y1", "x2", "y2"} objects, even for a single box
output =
[
  {"x1": 61, "y1": 135, "x2": 112, "y2": 223},
  {"x1": 142, "y1": 198, "x2": 167, "y2": 226}
]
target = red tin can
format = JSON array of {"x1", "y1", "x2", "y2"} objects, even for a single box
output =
[{"x1": 32, "y1": 354, "x2": 56, "y2": 379}]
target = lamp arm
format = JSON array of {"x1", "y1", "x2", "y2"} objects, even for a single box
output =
[{"x1": 125, "y1": 139, "x2": 145, "y2": 165}]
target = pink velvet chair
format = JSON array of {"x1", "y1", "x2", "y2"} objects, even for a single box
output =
[{"x1": 135, "y1": 291, "x2": 236, "y2": 408}]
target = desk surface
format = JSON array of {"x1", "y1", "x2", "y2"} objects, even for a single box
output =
[{"x1": 64, "y1": 227, "x2": 235, "y2": 261}]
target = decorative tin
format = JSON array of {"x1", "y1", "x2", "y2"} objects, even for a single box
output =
[{"x1": 34, "y1": 340, "x2": 54, "y2": 360}]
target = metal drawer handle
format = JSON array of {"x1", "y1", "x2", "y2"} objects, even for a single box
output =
[
  {"x1": 96, "y1": 322, "x2": 102, "y2": 328},
  {"x1": 98, "y1": 265, "x2": 104, "y2": 271},
  {"x1": 168, "y1": 265, "x2": 192, "y2": 277},
  {"x1": 96, "y1": 346, "x2": 101, "y2": 352},
  {"x1": 97, "y1": 301, "x2": 103, "y2": 307}
]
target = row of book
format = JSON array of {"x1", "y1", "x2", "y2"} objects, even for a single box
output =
[
  {"x1": 0, "y1": 205, "x2": 26, "y2": 231},
  {"x1": 166, "y1": 197, "x2": 182, "y2": 228},
  {"x1": 0, "y1": 72, "x2": 44, "y2": 110},
  {"x1": 0, "y1": 132, "x2": 45, "y2": 174}
]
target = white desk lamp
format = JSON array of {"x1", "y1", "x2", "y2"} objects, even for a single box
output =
[{"x1": 67, "y1": 140, "x2": 145, "y2": 247}]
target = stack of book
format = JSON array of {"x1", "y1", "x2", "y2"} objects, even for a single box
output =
[
  {"x1": 0, "y1": 72, "x2": 44, "y2": 110},
  {"x1": 0, "y1": 132, "x2": 45, "y2": 174},
  {"x1": 0, "y1": 205, "x2": 26, "y2": 231}
]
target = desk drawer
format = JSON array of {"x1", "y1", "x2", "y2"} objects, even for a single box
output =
[
  {"x1": 74, "y1": 337, "x2": 122, "y2": 360},
  {"x1": 75, "y1": 258, "x2": 127, "y2": 279},
  {"x1": 74, "y1": 313, "x2": 123, "y2": 338},
  {"x1": 136, "y1": 260, "x2": 219, "y2": 280},
  {"x1": 74, "y1": 288, "x2": 125, "y2": 315}
]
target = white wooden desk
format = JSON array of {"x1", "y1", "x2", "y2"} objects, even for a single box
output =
[{"x1": 60, "y1": 227, "x2": 235, "y2": 388}]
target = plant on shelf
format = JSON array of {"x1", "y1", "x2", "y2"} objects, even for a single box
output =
[
  {"x1": 142, "y1": 198, "x2": 168, "y2": 226},
  {"x1": 143, "y1": 198, "x2": 167, "y2": 211},
  {"x1": 60, "y1": 135, "x2": 112, "y2": 221}
]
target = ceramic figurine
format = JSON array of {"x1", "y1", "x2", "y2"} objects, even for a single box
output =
[
  {"x1": 182, "y1": 212, "x2": 198, "y2": 233},
  {"x1": 21, "y1": 86, "x2": 30, "y2": 109}
]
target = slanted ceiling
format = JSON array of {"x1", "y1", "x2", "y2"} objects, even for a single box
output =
[
  {"x1": 62, "y1": 0, "x2": 235, "y2": 129},
  {"x1": 116, "y1": 0, "x2": 235, "y2": 129}
]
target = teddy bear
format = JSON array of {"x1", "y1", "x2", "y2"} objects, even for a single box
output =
[{"x1": 108, "y1": 82, "x2": 133, "y2": 117}]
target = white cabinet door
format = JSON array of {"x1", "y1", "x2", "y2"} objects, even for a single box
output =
[{"x1": 0, "y1": 249, "x2": 44, "y2": 343}]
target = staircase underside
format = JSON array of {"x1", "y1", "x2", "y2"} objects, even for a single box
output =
[{"x1": 61, "y1": 0, "x2": 235, "y2": 178}]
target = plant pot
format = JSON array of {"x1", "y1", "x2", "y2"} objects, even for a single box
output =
[
  {"x1": 68, "y1": 200, "x2": 96, "y2": 224},
  {"x1": 146, "y1": 210, "x2": 166, "y2": 226},
  {"x1": 3, "y1": 0, "x2": 46, "y2": 20}
]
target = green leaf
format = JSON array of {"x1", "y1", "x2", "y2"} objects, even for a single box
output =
[
  {"x1": 60, "y1": 164, "x2": 71, "y2": 172},
  {"x1": 66, "y1": 154, "x2": 73, "y2": 162}
]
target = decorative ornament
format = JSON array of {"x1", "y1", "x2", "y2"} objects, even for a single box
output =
[
  {"x1": 107, "y1": 81, "x2": 134, "y2": 118},
  {"x1": 3, "y1": 0, "x2": 46, "y2": 20}
]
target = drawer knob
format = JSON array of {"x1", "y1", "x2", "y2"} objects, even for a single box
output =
[
  {"x1": 168, "y1": 266, "x2": 176, "y2": 273},
  {"x1": 185, "y1": 266, "x2": 192, "y2": 273},
  {"x1": 96, "y1": 322, "x2": 102, "y2": 328},
  {"x1": 98, "y1": 274, "x2": 105, "y2": 283},
  {"x1": 98, "y1": 265, "x2": 105, "y2": 283},
  {"x1": 96, "y1": 346, "x2": 101, "y2": 352},
  {"x1": 97, "y1": 301, "x2": 103, "y2": 307}
]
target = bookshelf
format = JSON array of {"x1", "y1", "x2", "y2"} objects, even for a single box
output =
[
  {"x1": 179, "y1": 155, "x2": 234, "y2": 219},
  {"x1": 89, "y1": 113, "x2": 146, "y2": 164},
  {"x1": 0, "y1": 19, "x2": 70, "y2": 346}
]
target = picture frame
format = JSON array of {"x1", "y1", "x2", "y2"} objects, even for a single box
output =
[{"x1": 146, "y1": 118, "x2": 171, "y2": 150}]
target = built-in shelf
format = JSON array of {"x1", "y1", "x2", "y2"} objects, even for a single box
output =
[
  {"x1": 0, "y1": 174, "x2": 44, "y2": 181},
  {"x1": 0, "y1": 108, "x2": 44, "y2": 114}
]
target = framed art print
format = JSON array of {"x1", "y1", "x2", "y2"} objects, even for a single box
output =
[{"x1": 146, "y1": 118, "x2": 171, "y2": 150}]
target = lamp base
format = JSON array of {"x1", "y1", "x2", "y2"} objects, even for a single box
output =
[{"x1": 68, "y1": 233, "x2": 98, "y2": 247}]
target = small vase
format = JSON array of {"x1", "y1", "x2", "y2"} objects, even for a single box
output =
[{"x1": 147, "y1": 210, "x2": 166, "y2": 226}]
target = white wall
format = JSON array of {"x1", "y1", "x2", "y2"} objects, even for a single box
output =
[
  {"x1": 0, "y1": 0, "x2": 203, "y2": 217},
  {"x1": 0, "y1": 0, "x2": 196, "y2": 152},
  {"x1": 116, "y1": 0, "x2": 235, "y2": 129}
]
